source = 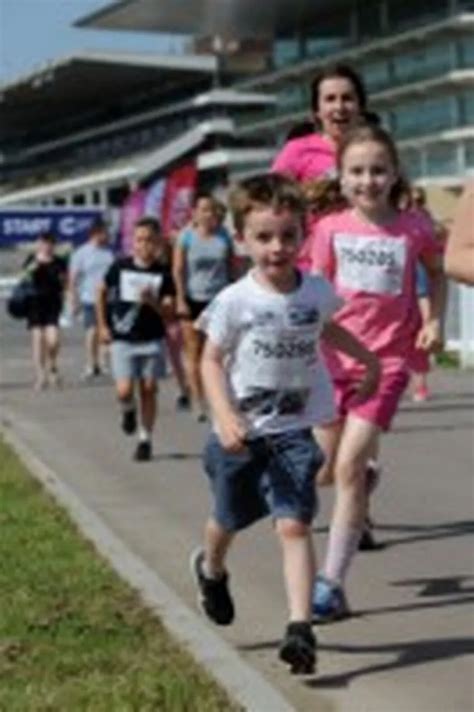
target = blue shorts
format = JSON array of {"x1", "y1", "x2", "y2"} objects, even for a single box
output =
[
  {"x1": 110, "y1": 340, "x2": 166, "y2": 381},
  {"x1": 82, "y1": 304, "x2": 97, "y2": 329},
  {"x1": 203, "y1": 429, "x2": 323, "y2": 532}
]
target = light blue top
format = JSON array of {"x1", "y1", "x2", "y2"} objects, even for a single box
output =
[
  {"x1": 178, "y1": 226, "x2": 232, "y2": 302},
  {"x1": 70, "y1": 241, "x2": 114, "y2": 304}
]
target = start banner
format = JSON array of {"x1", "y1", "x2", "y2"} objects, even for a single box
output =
[{"x1": 0, "y1": 208, "x2": 104, "y2": 246}]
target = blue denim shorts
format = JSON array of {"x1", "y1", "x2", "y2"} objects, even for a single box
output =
[
  {"x1": 203, "y1": 428, "x2": 323, "y2": 532},
  {"x1": 82, "y1": 304, "x2": 97, "y2": 329}
]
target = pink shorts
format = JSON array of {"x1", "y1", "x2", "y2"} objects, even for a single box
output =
[{"x1": 331, "y1": 369, "x2": 410, "y2": 431}]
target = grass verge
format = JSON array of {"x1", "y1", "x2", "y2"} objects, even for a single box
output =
[{"x1": 0, "y1": 436, "x2": 237, "y2": 711}]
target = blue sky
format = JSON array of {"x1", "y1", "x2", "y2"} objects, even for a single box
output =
[{"x1": 0, "y1": 0, "x2": 186, "y2": 84}]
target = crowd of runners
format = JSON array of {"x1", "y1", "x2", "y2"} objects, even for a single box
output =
[{"x1": 8, "y1": 62, "x2": 473, "y2": 676}]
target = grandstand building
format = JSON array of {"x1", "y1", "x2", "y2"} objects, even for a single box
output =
[
  {"x1": 0, "y1": 51, "x2": 275, "y2": 208},
  {"x1": 0, "y1": 0, "x2": 473, "y2": 213}
]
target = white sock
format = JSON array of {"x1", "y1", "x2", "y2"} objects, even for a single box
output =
[
  {"x1": 138, "y1": 426, "x2": 151, "y2": 443},
  {"x1": 324, "y1": 524, "x2": 362, "y2": 585}
]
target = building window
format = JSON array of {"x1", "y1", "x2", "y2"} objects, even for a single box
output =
[
  {"x1": 387, "y1": 0, "x2": 449, "y2": 30},
  {"x1": 362, "y1": 60, "x2": 391, "y2": 93},
  {"x1": 465, "y1": 140, "x2": 474, "y2": 169},
  {"x1": 304, "y1": 10, "x2": 353, "y2": 59},
  {"x1": 460, "y1": 90, "x2": 474, "y2": 124},
  {"x1": 273, "y1": 39, "x2": 302, "y2": 69},
  {"x1": 276, "y1": 85, "x2": 308, "y2": 115},
  {"x1": 356, "y1": 0, "x2": 384, "y2": 39},
  {"x1": 399, "y1": 149, "x2": 422, "y2": 179},
  {"x1": 425, "y1": 143, "x2": 459, "y2": 176},
  {"x1": 394, "y1": 97, "x2": 454, "y2": 138},
  {"x1": 458, "y1": 35, "x2": 474, "y2": 68},
  {"x1": 392, "y1": 41, "x2": 454, "y2": 85}
]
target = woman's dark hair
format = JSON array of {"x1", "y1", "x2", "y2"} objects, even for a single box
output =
[
  {"x1": 285, "y1": 120, "x2": 315, "y2": 142},
  {"x1": 310, "y1": 63, "x2": 367, "y2": 113}
]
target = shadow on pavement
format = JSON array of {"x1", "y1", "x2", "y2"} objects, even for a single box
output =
[
  {"x1": 374, "y1": 519, "x2": 474, "y2": 548},
  {"x1": 309, "y1": 636, "x2": 474, "y2": 688}
]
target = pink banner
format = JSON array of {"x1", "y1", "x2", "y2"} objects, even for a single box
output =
[
  {"x1": 119, "y1": 188, "x2": 146, "y2": 254},
  {"x1": 161, "y1": 163, "x2": 197, "y2": 237}
]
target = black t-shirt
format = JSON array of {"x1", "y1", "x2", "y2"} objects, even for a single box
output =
[
  {"x1": 23, "y1": 254, "x2": 67, "y2": 308},
  {"x1": 104, "y1": 256, "x2": 175, "y2": 342}
]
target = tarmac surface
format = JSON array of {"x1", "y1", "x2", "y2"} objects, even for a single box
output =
[{"x1": 1, "y1": 310, "x2": 473, "y2": 712}]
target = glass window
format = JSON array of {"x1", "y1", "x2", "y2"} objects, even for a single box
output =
[
  {"x1": 387, "y1": 0, "x2": 449, "y2": 30},
  {"x1": 425, "y1": 143, "x2": 459, "y2": 176},
  {"x1": 458, "y1": 35, "x2": 474, "y2": 68},
  {"x1": 394, "y1": 97, "x2": 454, "y2": 138},
  {"x1": 276, "y1": 85, "x2": 307, "y2": 114},
  {"x1": 362, "y1": 61, "x2": 391, "y2": 93},
  {"x1": 273, "y1": 39, "x2": 302, "y2": 69},
  {"x1": 304, "y1": 10, "x2": 353, "y2": 59},
  {"x1": 399, "y1": 149, "x2": 422, "y2": 179},
  {"x1": 392, "y1": 41, "x2": 454, "y2": 85},
  {"x1": 465, "y1": 140, "x2": 474, "y2": 169},
  {"x1": 460, "y1": 90, "x2": 474, "y2": 124},
  {"x1": 357, "y1": 0, "x2": 384, "y2": 40}
]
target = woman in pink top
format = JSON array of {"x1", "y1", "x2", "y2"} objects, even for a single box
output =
[
  {"x1": 272, "y1": 64, "x2": 370, "y2": 269},
  {"x1": 309, "y1": 125, "x2": 446, "y2": 621}
]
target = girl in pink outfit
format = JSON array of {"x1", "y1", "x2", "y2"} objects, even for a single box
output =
[
  {"x1": 272, "y1": 64, "x2": 369, "y2": 271},
  {"x1": 309, "y1": 125, "x2": 446, "y2": 621}
]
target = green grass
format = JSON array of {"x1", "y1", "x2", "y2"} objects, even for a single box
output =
[
  {"x1": 0, "y1": 437, "x2": 238, "y2": 711},
  {"x1": 435, "y1": 350, "x2": 460, "y2": 369}
]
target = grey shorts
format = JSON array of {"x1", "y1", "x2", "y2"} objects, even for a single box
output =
[
  {"x1": 110, "y1": 340, "x2": 166, "y2": 381},
  {"x1": 203, "y1": 428, "x2": 323, "y2": 532}
]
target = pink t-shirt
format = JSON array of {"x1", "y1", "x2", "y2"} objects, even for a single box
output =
[
  {"x1": 310, "y1": 208, "x2": 440, "y2": 377},
  {"x1": 272, "y1": 133, "x2": 337, "y2": 270},
  {"x1": 271, "y1": 133, "x2": 337, "y2": 182}
]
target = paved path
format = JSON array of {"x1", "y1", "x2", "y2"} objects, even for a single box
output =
[{"x1": 1, "y1": 311, "x2": 473, "y2": 712}]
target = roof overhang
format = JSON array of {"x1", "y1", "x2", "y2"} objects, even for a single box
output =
[
  {"x1": 0, "y1": 50, "x2": 216, "y2": 143},
  {"x1": 75, "y1": 0, "x2": 347, "y2": 38}
]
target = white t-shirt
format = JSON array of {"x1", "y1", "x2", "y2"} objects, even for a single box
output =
[{"x1": 199, "y1": 270, "x2": 342, "y2": 436}]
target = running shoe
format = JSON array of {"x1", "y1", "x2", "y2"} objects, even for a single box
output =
[
  {"x1": 279, "y1": 621, "x2": 316, "y2": 675},
  {"x1": 175, "y1": 393, "x2": 191, "y2": 412},
  {"x1": 359, "y1": 518, "x2": 379, "y2": 551},
  {"x1": 412, "y1": 386, "x2": 430, "y2": 402},
  {"x1": 133, "y1": 440, "x2": 152, "y2": 462},
  {"x1": 190, "y1": 548, "x2": 235, "y2": 626},
  {"x1": 312, "y1": 575, "x2": 350, "y2": 622},
  {"x1": 121, "y1": 408, "x2": 137, "y2": 435}
]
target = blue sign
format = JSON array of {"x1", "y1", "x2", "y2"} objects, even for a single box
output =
[{"x1": 0, "y1": 208, "x2": 104, "y2": 246}]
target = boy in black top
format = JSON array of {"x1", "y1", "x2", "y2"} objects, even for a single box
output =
[{"x1": 97, "y1": 217, "x2": 175, "y2": 461}]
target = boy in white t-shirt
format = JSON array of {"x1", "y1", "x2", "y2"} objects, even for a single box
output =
[{"x1": 190, "y1": 174, "x2": 380, "y2": 674}]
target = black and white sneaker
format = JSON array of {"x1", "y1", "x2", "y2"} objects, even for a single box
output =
[
  {"x1": 359, "y1": 517, "x2": 384, "y2": 551},
  {"x1": 121, "y1": 408, "x2": 137, "y2": 435},
  {"x1": 133, "y1": 440, "x2": 152, "y2": 462},
  {"x1": 279, "y1": 621, "x2": 316, "y2": 675},
  {"x1": 175, "y1": 393, "x2": 191, "y2": 412},
  {"x1": 190, "y1": 548, "x2": 234, "y2": 626}
]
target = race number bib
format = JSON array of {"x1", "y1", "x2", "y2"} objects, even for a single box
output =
[
  {"x1": 120, "y1": 271, "x2": 163, "y2": 303},
  {"x1": 334, "y1": 233, "x2": 407, "y2": 295},
  {"x1": 242, "y1": 327, "x2": 317, "y2": 389}
]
